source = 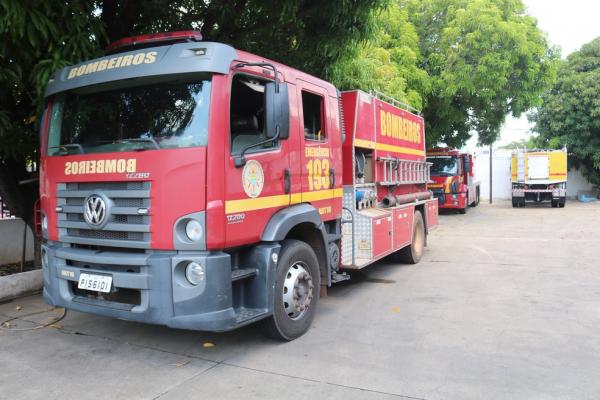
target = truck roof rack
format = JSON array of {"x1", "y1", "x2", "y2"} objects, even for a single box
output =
[{"x1": 370, "y1": 90, "x2": 421, "y2": 115}]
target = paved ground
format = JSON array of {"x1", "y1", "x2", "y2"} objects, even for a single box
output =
[{"x1": 2, "y1": 200, "x2": 600, "y2": 400}]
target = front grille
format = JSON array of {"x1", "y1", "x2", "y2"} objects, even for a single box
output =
[
  {"x1": 431, "y1": 188, "x2": 445, "y2": 205},
  {"x1": 67, "y1": 228, "x2": 144, "y2": 241},
  {"x1": 56, "y1": 181, "x2": 151, "y2": 249}
]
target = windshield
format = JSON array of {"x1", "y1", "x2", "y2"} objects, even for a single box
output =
[
  {"x1": 47, "y1": 78, "x2": 211, "y2": 155},
  {"x1": 428, "y1": 156, "x2": 458, "y2": 176}
]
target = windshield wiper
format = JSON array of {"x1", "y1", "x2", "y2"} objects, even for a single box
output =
[
  {"x1": 116, "y1": 137, "x2": 160, "y2": 150},
  {"x1": 48, "y1": 144, "x2": 85, "y2": 155}
]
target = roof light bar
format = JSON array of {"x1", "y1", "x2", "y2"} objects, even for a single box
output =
[{"x1": 105, "y1": 30, "x2": 203, "y2": 54}]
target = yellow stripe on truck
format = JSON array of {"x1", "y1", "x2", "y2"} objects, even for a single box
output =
[
  {"x1": 353, "y1": 139, "x2": 425, "y2": 157},
  {"x1": 225, "y1": 188, "x2": 343, "y2": 214}
]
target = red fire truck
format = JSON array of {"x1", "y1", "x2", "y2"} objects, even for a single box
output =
[
  {"x1": 427, "y1": 148, "x2": 480, "y2": 213},
  {"x1": 38, "y1": 31, "x2": 438, "y2": 340}
]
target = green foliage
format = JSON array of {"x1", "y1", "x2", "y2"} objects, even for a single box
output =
[
  {"x1": 406, "y1": 0, "x2": 558, "y2": 147},
  {"x1": 0, "y1": 0, "x2": 104, "y2": 159},
  {"x1": 498, "y1": 137, "x2": 536, "y2": 150},
  {"x1": 0, "y1": 0, "x2": 104, "y2": 222},
  {"x1": 330, "y1": 0, "x2": 557, "y2": 148},
  {"x1": 329, "y1": 3, "x2": 430, "y2": 110},
  {"x1": 98, "y1": 0, "x2": 387, "y2": 78},
  {"x1": 532, "y1": 38, "x2": 600, "y2": 186}
]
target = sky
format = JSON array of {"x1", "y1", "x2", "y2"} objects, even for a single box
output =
[{"x1": 466, "y1": 0, "x2": 600, "y2": 150}]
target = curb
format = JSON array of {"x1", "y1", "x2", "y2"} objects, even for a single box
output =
[{"x1": 0, "y1": 269, "x2": 43, "y2": 302}]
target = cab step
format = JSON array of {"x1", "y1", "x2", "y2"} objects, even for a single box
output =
[
  {"x1": 234, "y1": 307, "x2": 268, "y2": 325},
  {"x1": 231, "y1": 268, "x2": 258, "y2": 282}
]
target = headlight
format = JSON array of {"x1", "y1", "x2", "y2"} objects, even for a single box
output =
[
  {"x1": 185, "y1": 220, "x2": 203, "y2": 242},
  {"x1": 185, "y1": 262, "x2": 205, "y2": 285},
  {"x1": 41, "y1": 214, "x2": 48, "y2": 231}
]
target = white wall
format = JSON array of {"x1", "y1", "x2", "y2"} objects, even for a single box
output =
[
  {"x1": 0, "y1": 219, "x2": 34, "y2": 264},
  {"x1": 473, "y1": 148, "x2": 513, "y2": 200},
  {"x1": 472, "y1": 148, "x2": 594, "y2": 200}
]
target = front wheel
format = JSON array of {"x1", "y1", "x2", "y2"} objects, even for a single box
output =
[
  {"x1": 262, "y1": 239, "x2": 320, "y2": 341},
  {"x1": 397, "y1": 211, "x2": 425, "y2": 264}
]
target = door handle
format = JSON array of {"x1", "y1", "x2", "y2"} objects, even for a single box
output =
[
  {"x1": 330, "y1": 168, "x2": 335, "y2": 189},
  {"x1": 284, "y1": 169, "x2": 291, "y2": 194}
]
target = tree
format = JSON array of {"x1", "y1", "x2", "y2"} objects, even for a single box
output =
[
  {"x1": 329, "y1": 3, "x2": 430, "y2": 111},
  {"x1": 0, "y1": 1, "x2": 104, "y2": 230},
  {"x1": 404, "y1": 0, "x2": 557, "y2": 147},
  {"x1": 532, "y1": 38, "x2": 600, "y2": 186},
  {"x1": 498, "y1": 137, "x2": 535, "y2": 150},
  {"x1": 0, "y1": 0, "x2": 385, "y2": 233}
]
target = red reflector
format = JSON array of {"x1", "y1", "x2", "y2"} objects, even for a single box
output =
[
  {"x1": 34, "y1": 199, "x2": 42, "y2": 238},
  {"x1": 106, "y1": 30, "x2": 203, "y2": 53}
]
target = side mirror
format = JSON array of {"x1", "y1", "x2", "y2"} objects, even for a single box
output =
[
  {"x1": 264, "y1": 82, "x2": 289, "y2": 139},
  {"x1": 463, "y1": 155, "x2": 471, "y2": 174}
]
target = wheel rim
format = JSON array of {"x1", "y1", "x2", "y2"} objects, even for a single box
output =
[{"x1": 282, "y1": 261, "x2": 314, "y2": 320}]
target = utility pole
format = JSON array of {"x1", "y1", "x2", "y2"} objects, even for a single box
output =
[{"x1": 489, "y1": 143, "x2": 493, "y2": 204}]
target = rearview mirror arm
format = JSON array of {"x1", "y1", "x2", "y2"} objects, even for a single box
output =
[{"x1": 234, "y1": 128, "x2": 280, "y2": 168}]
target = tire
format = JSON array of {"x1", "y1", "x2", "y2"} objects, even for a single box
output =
[
  {"x1": 397, "y1": 211, "x2": 425, "y2": 264},
  {"x1": 551, "y1": 200, "x2": 558, "y2": 208},
  {"x1": 262, "y1": 239, "x2": 321, "y2": 341},
  {"x1": 458, "y1": 207, "x2": 467, "y2": 214},
  {"x1": 559, "y1": 200, "x2": 566, "y2": 208},
  {"x1": 512, "y1": 197, "x2": 518, "y2": 208},
  {"x1": 471, "y1": 189, "x2": 480, "y2": 207}
]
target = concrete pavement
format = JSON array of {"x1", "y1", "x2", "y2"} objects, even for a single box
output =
[{"x1": 1, "y1": 200, "x2": 599, "y2": 399}]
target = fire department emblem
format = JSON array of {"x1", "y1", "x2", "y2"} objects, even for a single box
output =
[{"x1": 242, "y1": 160, "x2": 264, "y2": 198}]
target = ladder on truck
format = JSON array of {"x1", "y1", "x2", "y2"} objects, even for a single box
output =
[{"x1": 377, "y1": 157, "x2": 432, "y2": 186}]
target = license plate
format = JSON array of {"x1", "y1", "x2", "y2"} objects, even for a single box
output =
[{"x1": 78, "y1": 273, "x2": 112, "y2": 293}]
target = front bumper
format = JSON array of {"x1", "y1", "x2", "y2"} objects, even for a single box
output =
[
  {"x1": 512, "y1": 188, "x2": 566, "y2": 199},
  {"x1": 42, "y1": 243, "x2": 277, "y2": 331},
  {"x1": 432, "y1": 192, "x2": 467, "y2": 209}
]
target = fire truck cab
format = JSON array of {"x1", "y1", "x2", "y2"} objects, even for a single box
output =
[
  {"x1": 39, "y1": 32, "x2": 438, "y2": 340},
  {"x1": 427, "y1": 148, "x2": 480, "y2": 214}
]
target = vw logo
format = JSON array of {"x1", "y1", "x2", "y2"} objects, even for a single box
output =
[{"x1": 83, "y1": 194, "x2": 107, "y2": 227}]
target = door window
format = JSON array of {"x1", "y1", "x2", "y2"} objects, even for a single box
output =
[
  {"x1": 302, "y1": 91, "x2": 326, "y2": 142},
  {"x1": 230, "y1": 75, "x2": 277, "y2": 154}
]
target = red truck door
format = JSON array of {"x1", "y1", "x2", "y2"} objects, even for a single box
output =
[
  {"x1": 224, "y1": 73, "x2": 291, "y2": 246},
  {"x1": 295, "y1": 79, "x2": 339, "y2": 220}
]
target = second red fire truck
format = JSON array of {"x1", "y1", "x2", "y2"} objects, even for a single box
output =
[
  {"x1": 427, "y1": 148, "x2": 480, "y2": 213},
  {"x1": 38, "y1": 31, "x2": 438, "y2": 340}
]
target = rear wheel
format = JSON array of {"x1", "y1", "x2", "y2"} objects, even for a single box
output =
[
  {"x1": 458, "y1": 207, "x2": 467, "y2": 214},
  {"x1": 559, "y1": 198, "x2": 566, "y2": 208},
  {"x1": 262, "y1": 239, "x2": 320, "y2": 341},
  {"x1": 397, "y1": 211, "x2": 425, "y2": 264},
  {"x1": 471, "y1": 188, "x2": 480, "y2": 207}
]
